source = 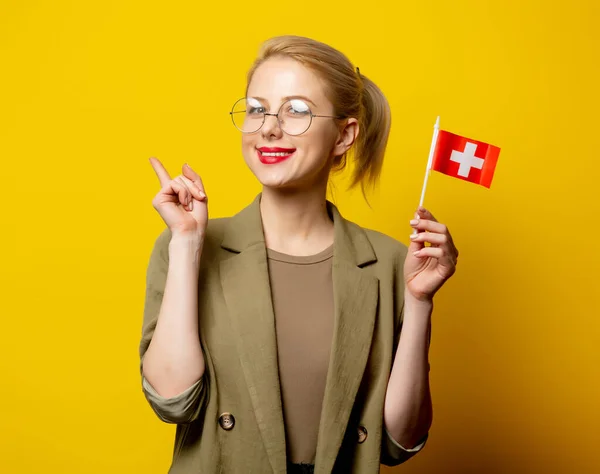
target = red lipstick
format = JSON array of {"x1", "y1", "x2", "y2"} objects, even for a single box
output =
[{"x1": 257, "y1": 147, "x2": 296, "y2": 165}]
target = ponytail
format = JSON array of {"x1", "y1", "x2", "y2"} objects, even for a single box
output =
[{"x1": 351, "y1": 71, "x2": 391, "y2": 193}]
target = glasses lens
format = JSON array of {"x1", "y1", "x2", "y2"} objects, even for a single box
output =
[
  {"x1": 279, "y1": 99, "x2": 311, "y2": 135},
  {"x1": 231, "y1": 97, "x2": 265, "y2": 133}
]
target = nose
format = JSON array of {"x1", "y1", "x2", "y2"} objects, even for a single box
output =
[{"x1": 261, "y1": 113, "x2": 283, "y2": 138}]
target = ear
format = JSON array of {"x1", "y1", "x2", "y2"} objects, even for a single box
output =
[{"x1": 333, "y1": 118, "x2": 359, "y2": 157}]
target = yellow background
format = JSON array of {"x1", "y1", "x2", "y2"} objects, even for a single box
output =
[{"x1": 1, "y1": 0, "x2": 598, "y2": 473}]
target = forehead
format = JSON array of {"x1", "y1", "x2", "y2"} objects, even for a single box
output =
[{"x1": 247, "y1": 57, "x2": 329, "y2": 106}]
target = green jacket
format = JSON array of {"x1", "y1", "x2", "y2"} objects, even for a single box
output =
[{"x1": 139, "y1": 196, "x2": 428, "y2": 473}]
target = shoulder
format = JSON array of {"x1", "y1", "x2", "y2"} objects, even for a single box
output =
[
  {"x1": 332, "y1": 201, "x2": 407, "y2": 264},
  {"x1": 348, "y1": 223, "x2": 407, "y2": 302},
  {"x1": 358, "y1": 224, "x2": 408, "y2": 263},
  {"x1": 204, "y1": 216, "x2": 230, "y2": 245}
]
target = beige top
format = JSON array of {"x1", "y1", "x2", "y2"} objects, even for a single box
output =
[{"x1": 267, "y1": 244, "x2": 335, "y2": 464}]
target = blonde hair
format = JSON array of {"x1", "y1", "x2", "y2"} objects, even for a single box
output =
[{"x1": 246, "y1": 36, "x2": 391, "y2": 193}]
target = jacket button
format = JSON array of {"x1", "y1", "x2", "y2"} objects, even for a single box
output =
[
  {"x1": 357, "y1": 425, "x2": 368, "y2": 443},
  {"x1": 219, "y1": 412, "x2": 235, "y2": 431}
]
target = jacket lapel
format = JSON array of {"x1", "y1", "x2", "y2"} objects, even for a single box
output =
[
  {"x1": 220, "y1": 195, "x2": 287, "y2": 474},
  {"x1": 313, "y1": 203, "x2": 379, "y2": 474},
  {"x1": 220, "y1": 196, "x2": 379, "y2": 474}
]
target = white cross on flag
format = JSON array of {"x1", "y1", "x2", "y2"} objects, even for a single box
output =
[{"x1": 431, "y1": 130, "x2": 500, "y2": 188}]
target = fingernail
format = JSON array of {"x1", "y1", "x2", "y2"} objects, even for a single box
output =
[
  {"x1": 410, "y1": 219, "x2": 419, "y2": 226},
  {"x1": 409, "y1": 233, "x2": 418, "y2": 240},
  {"x1": 413, "y1": 250, "x2": 421, "y2": 256},
  {"x1": 199, "y1": 192, "x2": 206, "y2": 198},
  {"x1": 189, "y1": 200, "x2": 193, "y2": 210}
]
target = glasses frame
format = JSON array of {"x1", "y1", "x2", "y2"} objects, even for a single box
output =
[{"x1": 229, "y1": 97, "x2": 345, "y2": 136}]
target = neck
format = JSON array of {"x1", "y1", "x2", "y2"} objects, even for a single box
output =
[{"x1": 259, "y1": 185, "x2": 334, "y2": 256}]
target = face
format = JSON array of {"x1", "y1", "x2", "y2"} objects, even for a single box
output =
[{"x1": 240, "y1": 57, "x2": 358, "y2": 192}]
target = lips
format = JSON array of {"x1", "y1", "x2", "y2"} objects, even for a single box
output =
[{"x1": 257, "y1": 147, "x2": 296, "y2": 165}]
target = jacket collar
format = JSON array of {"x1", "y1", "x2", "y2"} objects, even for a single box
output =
[
  {"x1": 220, "y1": 194, "x2": 379, "y2": 474},
  {"x1": 221, "y1": 193, "x2": 377, "y2": 267}
]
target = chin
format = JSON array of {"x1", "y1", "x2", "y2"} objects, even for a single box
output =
[
  {"x1": 243, "y1": 152, "x2": 330, "y2": 192},
  {"x1": 254, "y1": 171, "x2": 300, "y2": 190},
  {"x1": 243, "y1": 156, "x2": 290, "y2": 188}
]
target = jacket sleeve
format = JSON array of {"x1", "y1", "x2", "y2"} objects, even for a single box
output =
[
  {"x1": 381, "y1": 427, "x2": 428, "y2": 466},
  {"x1": 380, "y1": 248, "x2": 430, "y2": 465},
  {"x1": 139, "y1": 228, "x2": 208, "y2": 424},
  {"x1": 141, "y1": 373, "x2": 206, "y2": 424}
]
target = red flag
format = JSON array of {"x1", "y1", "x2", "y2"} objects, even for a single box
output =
[{"x1": 431, "y1": 130, "x2": 500, "y2": 188}]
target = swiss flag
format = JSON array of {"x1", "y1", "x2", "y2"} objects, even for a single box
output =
[{"x1": 431, "y1": 130, "x2": 500, "y2": 188}]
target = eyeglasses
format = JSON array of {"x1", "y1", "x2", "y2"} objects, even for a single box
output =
[{"x1": 230, "y1": 97, "x2": 344, "y2": 136}]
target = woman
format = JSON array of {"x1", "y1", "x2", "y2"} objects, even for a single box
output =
[{"x1": 139, "y1": 35, "x2": 458, "y2": 474}]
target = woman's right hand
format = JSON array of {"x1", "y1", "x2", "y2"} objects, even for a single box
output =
[{"x1": 149, "y1": 157, "x2": 208, "y2": 238}]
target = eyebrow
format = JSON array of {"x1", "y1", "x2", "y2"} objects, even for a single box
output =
[{"x1": 251, "y1": 95, "x2": 318, "y2": 108}]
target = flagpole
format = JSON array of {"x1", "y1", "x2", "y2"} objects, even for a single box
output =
[
  {"x1": 413, "y1": 116, "x2": 440, "y2": 235},
  {"x1": 418, "y1": 116, "x2": 440, "y2": 208}
]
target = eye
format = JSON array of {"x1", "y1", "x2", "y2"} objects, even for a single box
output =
[
  {"x1": 246, "y1": 98, "x2": 266, "y2": 115},
  {"x1": 288, "y1": 99, "x2": 311, "y2": 115},
  {"x1": 248, "y1": 106, "x2": 266, "y2": 115}
]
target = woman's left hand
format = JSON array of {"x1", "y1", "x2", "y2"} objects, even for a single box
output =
[{"x1": 404, "y1": 207, "x2": 459, "y2": 301}]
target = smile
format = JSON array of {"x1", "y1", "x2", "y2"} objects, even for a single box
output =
[{"x1": 257, "y1": 147, "x2": 296, "y2": 164}]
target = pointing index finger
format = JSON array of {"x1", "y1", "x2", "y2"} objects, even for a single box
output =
[{"x1": 149, "y1": 157, "x2": 172, "y2": 187}]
